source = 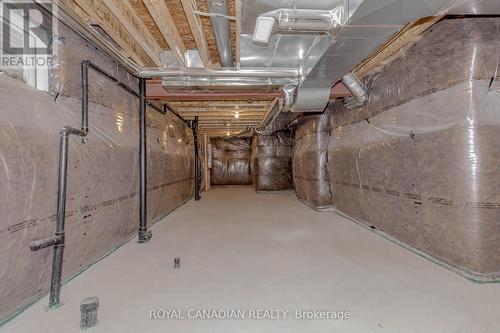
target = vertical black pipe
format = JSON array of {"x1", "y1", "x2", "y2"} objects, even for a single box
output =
[
  {"x1": 43, "y1": 61, "x2": 90, "y2": 307},
  {"x1": 30, "y1": 61, "x2": 153, "y2": 309},
  {"x1": 192, "y1": 117, "x2": 201, "y2": 201},
  {"x1": 81, "y1": 61, "x2": 90, "y2": 133},
  {"x1": 48, "y1": 128, "x2": 69, "y2": 307},
  {"x1": 138, "y1": 78, "x2": 152, "y2": 242}
]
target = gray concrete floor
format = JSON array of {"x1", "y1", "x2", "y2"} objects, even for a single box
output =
[{"x1": 3, "y1": 187, "x2": 500, "y2": 333}]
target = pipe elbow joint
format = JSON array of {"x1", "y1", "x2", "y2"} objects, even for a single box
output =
[
  {"x1": 342, "y1": 72, "x2": 368, "y2": 110},
  {"x1": 30, "y1": 235, "x2": 63, "y2": 251},
  {"x1": 60, "y1": 126, "x2": 87, "y2": 137}
]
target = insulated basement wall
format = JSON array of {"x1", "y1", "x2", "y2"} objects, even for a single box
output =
[
  {"x1": 210, "y1": 137, "x2": 252, "y2": 185},
  {"x1": 327, "y1": 17, "x2": 500, "y2": 280},
  {"x1": 292, "y1": 113, "x2": 333, "y2": 210},
  {"x1": 252, "y1": 130, "x2": 294, "y2": 192},
  {"x1": 0, "y1": 22, "x2": 194, "y2": 320}
]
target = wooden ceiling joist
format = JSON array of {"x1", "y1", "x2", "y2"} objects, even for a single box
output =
[
  {"x1": 170, "y1": 104, "x2": 270, "y2": 108},
  {"x1": 199, "y1": 123, "x2": 260, "y2": 127},
  {"x1": 196, "y1": 117, "x2": 262, "y2": 121},
  {"x1": 173, "y1": 107, "x2": 268, "y2": 111},
  {"x1": 180, "y1": 0, "x2": 211, "y2": 66},
  {"x1": 201, "y1": 126, "x2": 250, "y2": 129},
  {"x1": 142, "y1": 0, "x2": 187, "y2": 65},
  {"x1": 202, "y1": 129, "x2": 249, "y2": 132},
  {"x1": 68, "y1": 0, "x2": 148, "y2": 65},
  {"x1": 60, "y1": 0, "x2": 266, "y2": 130},
  {"x1": 198, "y1": 123, "x2": 260, "y2": 127},
  {"x1": 203, "y1": 126, "x2": 249, "y2": 129},
  {"x1": 169, "y1": 100, "x2": 271, "y2": 106},
  {"x1": 199, "y1": 119, "x2": 259, "y2": 123},
  {"x1": 201, "y1": 124, "x2": 251, "y2": 127},
  {"x1": 355, "y1": 15, "x2": 443, "y2": 77},
  {"x1": 179, "y1": 111, "x2": 267, "y2": 116},
  {"x1": 101, "y1": 0, "x2": 164, "y2": 66},
  {"x1": 201, "y1": 126, "x2": 249, "y2": 129},
  {"x1": 57, "y1": 0, "x2": 91, "y2": 23},
  {"x1": 180, "y1": 111, "x2": 265, "y2": 115}
]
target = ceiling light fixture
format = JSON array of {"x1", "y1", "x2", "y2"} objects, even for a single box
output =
[{"x1": 234, "y1": 112, "x2": 240, "y2": 119}]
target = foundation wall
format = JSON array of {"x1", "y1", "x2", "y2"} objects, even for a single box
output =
[
  {"x1": 210, "y1": 137, "x2": 252, "y2": 186},
  {"x1": 327, "y1": 17, "x2": 500, "y2": 279},
  {"x1": 252, "y1": 130, "x2": 294, "y2": 192},
  {"x1": 292, "y1": 113, "x2": 333, "y2": 209},
  {"x1": 291, "y1": 17, "x2": 500, "y2": 279},
  {"x1": 0, "y1": 21, "x2": 194, "y2": 320}
]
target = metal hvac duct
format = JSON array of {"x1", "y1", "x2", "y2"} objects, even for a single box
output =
[
  {"x1": 253, "y1": 5, "x2": 346, "y2": 44},
  {"x1": 141, "y1": 67, "x2": 301, "y2": 87},
  {"x1": 207, "y1": 0, "x2": 234, "y2": 67},
  {"x1": 139, "y1": 67, "x2": 300, "y2": 78},
  {"x1": 52, "y1": 0, "x2": 500, "y2": 88}
]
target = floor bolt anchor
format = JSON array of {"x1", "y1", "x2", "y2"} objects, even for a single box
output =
[{"x1": 174, "y1": 257, "x2": 181, "y2": 269}]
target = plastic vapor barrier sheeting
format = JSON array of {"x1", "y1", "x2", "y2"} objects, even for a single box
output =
[
  {"x1": 292, "y1": 113, "x2": 333, "y2": 209},
  {"x1": 0, "y1": 21, "x2": 194, "y2": 320},
  {"x1": 252, "y1": 130, "x2": 294, "y2": 192},
  {"x1": 326, "y1": 17, "x2": 500, "y2": 279},
  {"x1": 210, "y1": 137, "x2": 252, "y2": 185}
]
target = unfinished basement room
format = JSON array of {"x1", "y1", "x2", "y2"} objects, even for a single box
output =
[{"x1": 1, "y1": 0, "x2": 500, "y2": 332}]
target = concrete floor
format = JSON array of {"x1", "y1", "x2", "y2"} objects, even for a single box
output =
[{"x1": 3, "y1": 187, "x2": 500, "y2": 333}]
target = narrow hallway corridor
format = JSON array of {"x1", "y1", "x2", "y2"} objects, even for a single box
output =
[{"x1": 4, "y1": 188, "x2": 500, "y2": 333}]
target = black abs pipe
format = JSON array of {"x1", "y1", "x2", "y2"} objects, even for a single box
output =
[
  {"x1": 29, "y1": 61, "x2": 90, "y2": 307},
  {"x1": 191, "y1": 117, "x2": 201, "y2": 201},
  {"x1": 29, "y1": 60, "x2": 153, "y2": 308},
  {"x1": 163, "y1": 103, "x2": 187, "y2": 123},
  {"x1": 81, "y1": 61, "x2": 89, "y2": 132},
  {"x1": 138, "y1": 78, "x2": 152, "y2": 243},
  {"x1": 50, "y1": 126, "x2": 85, "y2": 306},
  {"x1": 28, "y1": 61, "x2": 90, "y2": 308},
  {"x1": 29, "y1": 126, "x2": 86, "y2": 307}
]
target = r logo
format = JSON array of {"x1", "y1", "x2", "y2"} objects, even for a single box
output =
[{"x1": 2, "y1": 1, "x2": 53, "y2": 55}]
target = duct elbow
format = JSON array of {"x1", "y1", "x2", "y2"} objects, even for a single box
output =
[
  {"x1": 256, "y1": 84, "x2": 296, "y2": 133},
  {"x1": 280, "y1": 84, "x2": 297, "y2": 113},
  {"x1": 341, "y1": 73, "x2": 368, "y2": 110}
]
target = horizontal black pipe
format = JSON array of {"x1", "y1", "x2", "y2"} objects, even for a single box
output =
[
  {"x1": 87, "y1": 61, "x2": 138, "y2": 97},
  {"x1": 163, "y1": 104, "x2": 187, "y2": 123},
  {"x1": 86, "y1": 62, "x2": 182, "y2": 119},
  {"x1": 30, "y1": 236, "x2": 61, "y2": 251}
]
